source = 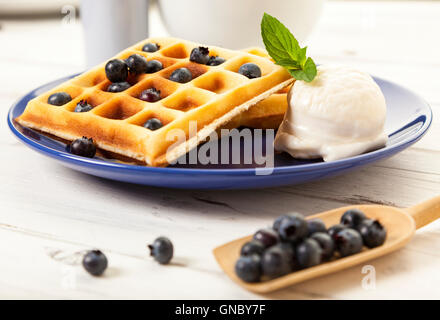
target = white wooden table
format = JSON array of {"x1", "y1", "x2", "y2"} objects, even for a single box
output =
[{"x1": 1, "y1": 1, "x2": 439, "y2": 299}]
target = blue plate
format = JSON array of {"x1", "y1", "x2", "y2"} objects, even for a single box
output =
[{"x1": 7, "y1": 74, "x2": 432, "y2": 189}]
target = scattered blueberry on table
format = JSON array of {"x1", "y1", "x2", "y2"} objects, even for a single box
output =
[
  {"x1": 142, "y1": 42, "x2": 160, "y2": 53},
  {"x1": 190, "y1": 46, "x2": 210, "y2": 65},
  {"x1": 169, "y1": 68, "x2": 192, "y2": 83},
  {"x1": 48, "y1": 92, "x2": 72, "y2": 106},
  {"x1": 70, "y1": 136, "x2": 96, "y2": 158},
  {"x1": 82, "y1": 250, "x2": 108, "y2": 276},
  {"x1": 148, "y1": 237, "x2": 174, "y2": 265},
  {"x1": 238, "y1": 63, "x2": 261, "y2": 79},
  {"x1": 234, "y1": 209, "x2": 387, "y2": 283}
]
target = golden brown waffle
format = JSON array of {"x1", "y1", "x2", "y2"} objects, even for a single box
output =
[
  {"x1": 16, "y1": 37, "x2": 293, "y2": 166},
  {"x1": 233, "y1": 47, "x2": 290, "y2": 129}
]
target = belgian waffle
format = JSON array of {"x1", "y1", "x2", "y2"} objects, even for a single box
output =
[
  {"x1": 16, "y1": 37, "x2": 293, "y2": 166},
  {"x1": 234, "y1": 47, "x2": 290, "y2": 129}
]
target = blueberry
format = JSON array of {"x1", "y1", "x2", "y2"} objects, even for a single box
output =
[
  {"x1": 335, "y1": 228, "x2": 363, "y2": 257},
  {"x1": 139, "y1": 88, "x2": 161, "y2": 102},
  {"x1": 169, "y1": 68, "x2": 192, "y2": 83},
  {"x1": 296, "y1": 238, "x2": 322, "y2": 269},
  {"x1": 70, "y1": 137, "x2": 96, "y2": 158},
  {"x1": 358, "y1": 219, "x2": 387, "y2": 248},
  {"x1": 253, "y1": 228, "x2": 279, "y2": 248},
  {"x1": 107, "y1": 81, "x2": 131, "y2": 93},
  {"x1": 126, "y1": 54, "x2": 148, "y2": 74},
  {"x1": 235, "y1": 254, "x2": 261, "y2": 283},
  {"x1": 240, "y1": 240, "x2": 265, "y2": 257},
  {"x1": 307, "y1": 219, "x2": 327, "y2": 236},
  {"x1": 145, "y1": 60, "x2": 163, "y2": 73},
  {"x1": 340, "y1": 209, "x2": 367, "y2": 230},
  {"x1": 207, "y1": 56, "x2": 226, "y2": 66},
  {"x1": 328, "y1": 224, "x2": 347, "y2": 241},
  {"x1": 74, "y1": 100, "x2": 93, "y2": 112},
  {"x1": 278, "y1": 213, "x2": 308, "y2": 243},
  {"x1": 277, "y1": 242, "x2": 296, "y2": 269},
  {"x1": 273, "y1": 213, "x2": 303, "y2": 233},
  {"x1": 143, "y1": 118, "x2": 163, "y2": 131},
  {"x1": 82, "y1": 250, "x2": 108, "y2": 276},
  {"x1": 261, "y1": 244, "x2": 293, "y2": 279},
  {"x1": 273, "y1": 214, "x2": 288, "y2": 233},
  {"x1": 142, "y1": 42, "x2": 160, "y2": 52},
  {"x1": 105, "y1": 59, "x2": 128, "y2": 83},
  {"x1": 238, "y1": 63, "x2": 261, "y2": 79},
  {"x1": 48, "y1": 92, "x2": 72, "y2": 106},
  {"x1": 310, "y1": 232, "x2": 335, "y2": 261},
  {"x1": 190, "y1": 46, "x2": 210, "y2": 64},
  {"x1": 148, "y1": 236, "x2": 173, "y2": 264}
]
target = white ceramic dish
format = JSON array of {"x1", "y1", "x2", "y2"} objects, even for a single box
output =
[{"x1": 157, "y1": 0, "x2": 325, "y2": 49}]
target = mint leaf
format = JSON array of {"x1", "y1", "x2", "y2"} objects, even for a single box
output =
[
  {"x1": 261, "y1": 13, "x2": 300, "y2": 62},
  {"x1": 298, "y1": 47, "x2": 308, "y2": 66},
  {"x1": 289, "y1": 58, "x2": 317, "y2": 82},
  {"x1": 274, "y1": 58, "x2": 301, "y2": 69},
  {"x1": 261, "y1": 13, "x2": 317, "y2": 82}
]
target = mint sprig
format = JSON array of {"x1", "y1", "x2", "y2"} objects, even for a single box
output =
[{"x1": 261, "y1": 13, "x2": 317, "y2": 82}]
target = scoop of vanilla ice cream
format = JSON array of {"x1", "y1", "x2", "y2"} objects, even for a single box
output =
[{"x1": 274, "y1": 65, "x2": 388, "y2": 161}]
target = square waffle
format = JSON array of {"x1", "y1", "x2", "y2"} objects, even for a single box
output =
[
  {"x1": 16, "y1": 37, "x2": 293, "y2": 166},
  {"x1": 231, "y1": 47, "x2": 291, "y2": 129}
]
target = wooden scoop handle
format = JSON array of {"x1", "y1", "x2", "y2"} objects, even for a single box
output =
[{"x1": 405, "y1": 195, "x2": 440, "y2": 229}]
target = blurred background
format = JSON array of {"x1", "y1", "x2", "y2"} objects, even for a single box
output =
[{"x1": 1, "y1": 0, "x2": 437, "y2": 16}]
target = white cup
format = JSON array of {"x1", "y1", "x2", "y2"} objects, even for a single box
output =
[
  {"x1": 157, "y1": 0, "x2": 324, "y2": 49},
  {"x1": 81, "y1": 0, "x2": 149, "y2": 68}
]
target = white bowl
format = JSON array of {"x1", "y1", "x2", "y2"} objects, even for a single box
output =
[{"x1": 157, "y1": 0, "x2": 324, "y2": 49}]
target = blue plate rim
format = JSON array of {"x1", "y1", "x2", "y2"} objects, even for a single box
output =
[{"x1": 7, "y1": 73, "x2": 433, "y2": 176}]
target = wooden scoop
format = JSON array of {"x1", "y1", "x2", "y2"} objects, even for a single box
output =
[{"x1": 213, "y1": 196, "x2": 440, "y2": 293}]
